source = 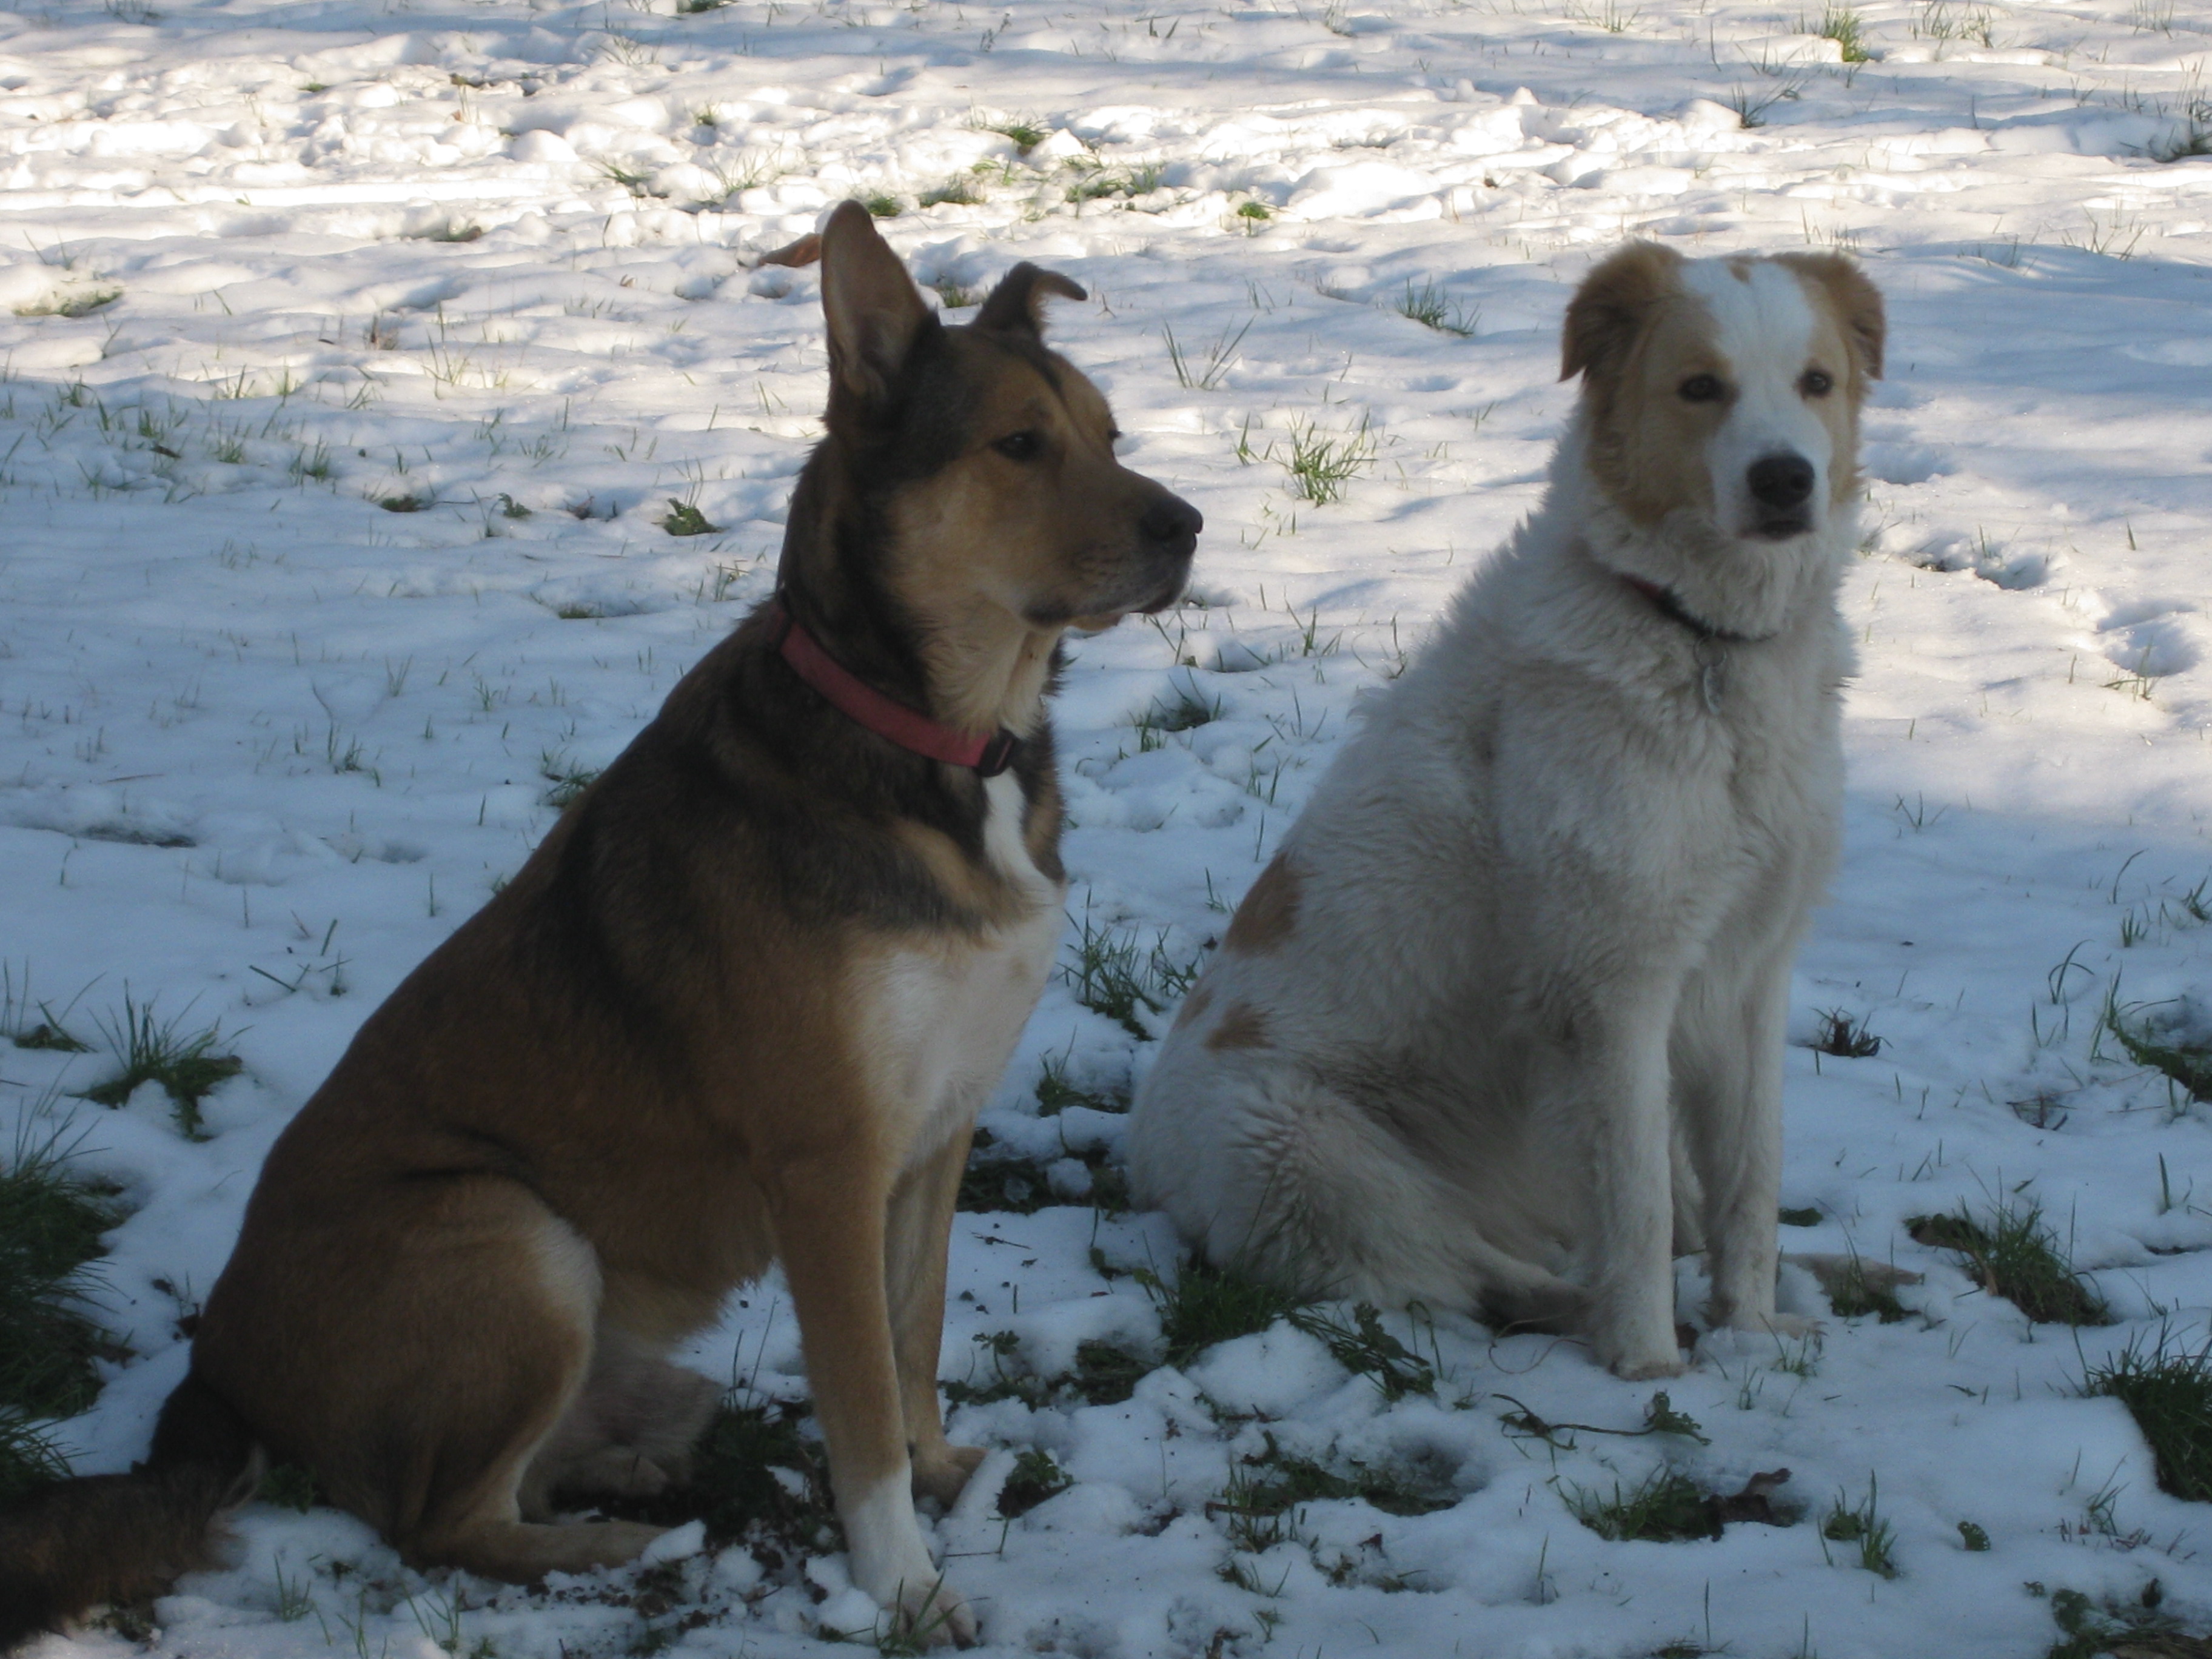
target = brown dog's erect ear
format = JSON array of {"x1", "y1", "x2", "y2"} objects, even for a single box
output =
[
  {"x1": 974, "y1": 263, "x2": 1087, "y2": 337},
  {"x1": 1560, "y1": 240, "x2": 1683, "y2": 383},
  {"x1": 820, "y1": 199, "x2": 934, "y2": 411},
  {"x1": 1777, "y1": 251, "x2": 1886, "y2": 383}
]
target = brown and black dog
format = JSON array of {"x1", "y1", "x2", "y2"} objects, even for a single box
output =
[{"x1": 0, "y1": 201, "x2": 1199, "y2": 1648}]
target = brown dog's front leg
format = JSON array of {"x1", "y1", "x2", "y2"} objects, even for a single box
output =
[
  {"x1": 886, "y1": 1126, "x2": 986, "y2": 1506},
  {"x1": 774, "y1": 1158, "x2": 974, "y2": 1646}
]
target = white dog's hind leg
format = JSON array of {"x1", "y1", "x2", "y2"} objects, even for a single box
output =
[{"x1": 1676, "y1": 961, "x2": 1790, "y2": 1335}]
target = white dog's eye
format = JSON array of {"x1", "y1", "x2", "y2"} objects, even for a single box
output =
[
  {"x1": 1798, "y1": 369, "x2": 1834, "y2": 398},
  {"x1": 1678, "y1": 374, "x2": 1725, "y2": 403}
]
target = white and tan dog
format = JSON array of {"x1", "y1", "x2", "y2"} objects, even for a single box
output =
[{"x1": 1127, "y1": 244, "x2": 1882, "y2": 1379}]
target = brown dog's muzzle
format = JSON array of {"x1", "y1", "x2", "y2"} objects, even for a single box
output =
[{"x1": 1136, "y1": 488, "x2": 1204, "y2": 613}]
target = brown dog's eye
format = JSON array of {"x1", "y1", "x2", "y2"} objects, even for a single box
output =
[
  {"x1": 993, "y1": 431, "x2": 1044, "y2": 462},
  {"x1": 1678, "y1": 374, "x2": 1725, "y2": 403},
  {"x1": 1799, "y1": 369, "x2": 1834, "y2": 397}
]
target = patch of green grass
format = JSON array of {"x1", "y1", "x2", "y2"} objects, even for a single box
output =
[
  {"x1": 426, "y1": 221, "x2": 483, "y2": 243},
  {"x1": 1034, "y1": 1053, "x2": 1127, "y2": 1116},
  {"x1": 2043, "y1": 1581, "x2": 2196, "y2": 1659},
  {"x1": 1278, "y1": 414, "x2": 1375, "y2": 505},
  {"x1": 1809, "y1": 1008, "x2": 1882, "y2": 1057},
  {"x1": 15, "y1": 1021, "x2": 89, "y2": 1053},
  {"x1": 1236, "y1": 200, "x2": 1272, "y2": 224},
  {"x1": 1909, "y1": 1199, "x2": 2112, "y2": 1326},
  {"x1": 15, "y1": 288, "x2": 121, "y2": 319},
  {"x1": 956, "y1": 1126, "x2": 1127, "y2": 1216},
  {"x1": 660, "y1": 499, "x2": 719, "y2": 537},
  {"x1": 997, "y1": 1447, "x2": 1070, "y2": 1517},
  {"x1": 540, "y1": 751, "x2": 601, "y2": 809},
  {"x1": 1393, "y1": 278, "x2": 1478, "y2": 337},
  {"x1": 1067, "y1": 1338, "x2": 1148, "y2": 1404},
  {"x1": 80, "y1": 993, "x2": 242, "y2": 1138},
  {"x1": 1958, "y1": 1519, "x2": 1991, "y2": 1550},
  {"x1": 597, "y1": 159, "x2": 655, "y2": 196},
  {"x1": 0, "y1": 1120, "x2": 125, "y2": 1498},
  {"x1": 257, "y1": 1461, "x2": 321, "y2": 1512},
  {"x1": 4, "y1": 967, "x2": 92, "y2": 1053},
  {"x1": 1812, "y1": 5, "x2": 1872, "y2": 61},
  {"x1": 2083, "y1": 1325, "x2": 2212, "y2": 1502},
  {"x1": 860, "y1": 191, "x2": 903, "y2": 218},
  {"x1": 1823, "y1": 1246, "x2": 1912, "y2": 1323},
  {"x1": 1065, "y1": 163, "x2": 1164, "y2": 205},
  {"x1": 942, "y1": 1330, "x2": 1150, "y2": 1410},
  {"x1": 1287, "y1": 1302, "x2": 1435, "y2": 1402},
  {"x1": 1821, "y1": 1476, "x2": 1898, "y2": 1577},
  {"x1": 919, "y1": 178, "x2": 983, "y2": 209},
  {"x1": 1059, "y1": 910, "x2": 1199, "y2": 1038},
  {"x1": 984, "y1": 118, "x2": 1049, "y2": 153},
  {"x1": 957, "y1": 1131, "x2": 1054, "y2": 1215},
  {"x1": 1131, "y1": 688, "x2": 1222, "y2": 752},
  {"x1": 929, "y1": 278, "x2": 979, "y2": 310},
  {"x1": 1214, "y1": 1436, "x2": 1456, "y2": 1545},
  {"x1": 1563, "y1": 1466, "x2": 1719, "y2": 1543},
  {"x1": 0, "y1": 1407, "x2": 70, "y2": 1506},
  {"x1": 1779, "y1": 1205, "x2": 1823, "y2": 1227},
  {"x1": 377, "y1": 490, "x2": 434, "y2": 513},
  {"x1": 609, "y1": 1393, "x2": 837, "y2": 1567},
  {"x1": 1139, "y1": 1256, "x2": 1306, "y2": 1370},
  {"x1": 2106, "y1": 998, "x2": 2212, "y2": 1101}
]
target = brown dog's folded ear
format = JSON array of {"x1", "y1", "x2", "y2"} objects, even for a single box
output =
[
  {"x1": 1777, "y1": 251, "x2": 1886, "y2": 383},
  {"x1": 820, "y1": 200, "x2": 935, "y2": 412},
  {"x1": 756, "y1": 232, "x2": 822, "y2": 269},
  {"x1": 974, "y1": 263, "x2": 1087, "y2": 337},
  {"x1": 1560, "y1": 240, "x2": 1682, "y2": 383}
]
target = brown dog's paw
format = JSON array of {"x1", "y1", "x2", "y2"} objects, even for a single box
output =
[
  {"x1": 894, "y1": 1575, "x2": 977, "y2": 1649},
  {"x1": 911, "y1": 1444, "x2": 987, "y2": 1505}
]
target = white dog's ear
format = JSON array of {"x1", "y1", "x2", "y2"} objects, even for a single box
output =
[
  {"x1": 1777, "y1": 252, "x2": 1886, "y2": 383},
  {"x1": 820, "y1": 200, "x2": 936, "y2": 417},
  {"x1": 1561, "y1": 241, "x2": 1682, "y2": 383}
]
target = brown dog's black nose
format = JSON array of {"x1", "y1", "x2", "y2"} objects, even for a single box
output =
[
  {"x1": 1141, "y1": 497, "x2": 1204, "y2": 558},
  {"x1": 1748, "y1": 453, "x2": 1814, "y2": 509}
]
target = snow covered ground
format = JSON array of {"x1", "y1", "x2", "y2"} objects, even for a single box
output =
[{"x1": 7, "y1": 0, "x2": 2212, "y2": 1654}]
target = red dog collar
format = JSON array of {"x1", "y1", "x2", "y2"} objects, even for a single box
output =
[{"x1": 763, "y1": 597, "x2": 1021, "y2": 777}]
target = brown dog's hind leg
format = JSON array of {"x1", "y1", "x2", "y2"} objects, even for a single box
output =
[
  {"x1": 293, "y1": 1187, "x2": 675, "y2": 1581},
  {"x1": 520, "y1": 1333, "x2": 721, "y2": 1515},
  {"x1": 886, "y1": 1128, "x2": 985, "y2": 1507}
]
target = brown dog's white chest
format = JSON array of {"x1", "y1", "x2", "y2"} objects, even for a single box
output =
[{"x1": 850, "y1": 772, "x2": 1064, "y2": 1168}]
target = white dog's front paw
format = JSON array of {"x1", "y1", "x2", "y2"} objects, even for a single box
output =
[{"x1": 1594, "y1": 1322, "x2": 1684, "y2": 1379}]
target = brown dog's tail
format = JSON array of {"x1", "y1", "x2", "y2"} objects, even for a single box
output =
[{"x1": 0, "y1": 1370, "x2": 258, "y2": 1651}]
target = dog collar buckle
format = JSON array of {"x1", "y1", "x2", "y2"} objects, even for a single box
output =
[{"x1": 764, "y1": 596, "x2": 1023, "y2": 776}]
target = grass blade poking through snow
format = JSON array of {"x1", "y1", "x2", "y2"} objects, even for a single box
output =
[
  {"x1": 1908, "y1": 1198, "x2": 2112, "y2": 1326},
  {"x1": 1138, "y1": 1256, "x2": 1307, "y2": 1370},
  {"x1": 2082, "y1": 1324, "x2": 2212, "y2": 1502},
  {"x1": 80, "y1": 991, "x2": 242, "y2": 1139}
]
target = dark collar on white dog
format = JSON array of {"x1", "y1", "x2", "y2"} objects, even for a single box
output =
[
  {"x1": 1619, "y1": 574, "x2": 1774, "y2": 714},
  {"x1": 1619, "y1": 574, "x2": 1766, "y2": 648}
]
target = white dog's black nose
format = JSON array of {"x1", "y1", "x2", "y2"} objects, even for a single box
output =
[{"x1": 1748, "y1": 453, "x2": 1815, "y2": 510}]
